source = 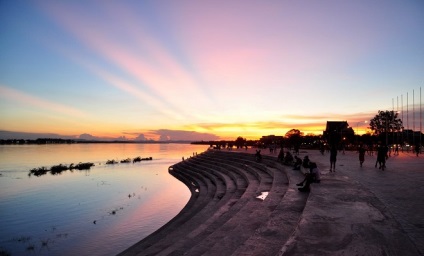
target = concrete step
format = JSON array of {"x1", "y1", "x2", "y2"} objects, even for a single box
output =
[
  {"x1": 181, "y1": 153, "x2": 290, "y2": 255},
  {"x1": 138, "y1": 152, "x2": 251, "y2": 255},
  {"x1": 120, "y1": 159, "x2": 216, "y2": 255},
  {"x1": 119, "y1": 150, "x2": 308, "y2": 256}
]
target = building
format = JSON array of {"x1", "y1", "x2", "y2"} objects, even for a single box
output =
[
  {"x1": 259, "y1": 135, "x2": 284, "y2": 145},
  {"x1": 323, "y1": 121, "x2": 354, "y2": 145}
]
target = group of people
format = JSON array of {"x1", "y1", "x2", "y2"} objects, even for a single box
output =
[
  {"x1": 357, "y1": 143, "x2": 389, "y2": 170},
  {"x1": 375, "y1": 144, "x2": 389, "y2": 170},
  {"x1": 331, "y1": 143, "x2": 391, "y2": 170}
]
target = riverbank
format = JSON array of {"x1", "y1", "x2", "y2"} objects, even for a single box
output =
[{"x1": 120, "y1": 148, "x2": 423, "y2": 255}]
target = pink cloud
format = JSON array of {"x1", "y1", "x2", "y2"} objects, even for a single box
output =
[
  {"x1": 0, "y1": 85, "x2": 86, "y2": 118},
  {"x1": 38, "y1": 1, "x2": 209, "y2": 114}
]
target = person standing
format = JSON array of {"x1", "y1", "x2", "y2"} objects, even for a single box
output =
[
  {"x1": 358, "y1": 144, "x2": 366, "y2": 167},
  {"x1": 394, "y1": 145, "x2": 399, "y2": 155},
  {"x1": 415, "y1": 144, "x2": 421, "y2": 157},
  {"x1": 376, "y1": 144, "x2": 387, "y2": 170},
  {"x1": 330, "y1": 145, "x2": 337, "y2": 172}
]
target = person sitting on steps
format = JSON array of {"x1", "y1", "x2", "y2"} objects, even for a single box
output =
[
  {"x1": 255, "y1": 149, "x2": 262, "y2": 162},
  {"x1": 297, "y1": 162, "x2": 321, "y2": 192},
  {"x1": 283, "y1": 151, "x2": 294, "y2": 165},
  {"x1": 302, "y1": 155, "x2": 310, "y2": 169},
  {"x1": 293, "y1": 156, "x2": 302, "y2": 170}
]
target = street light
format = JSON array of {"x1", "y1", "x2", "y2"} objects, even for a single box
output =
[
  {"x1": 386, "y1": 111, "x2": 389, "y2": 145},
  {"x1": 395, "y1": 111, "x2": 400, "y2": 146}
]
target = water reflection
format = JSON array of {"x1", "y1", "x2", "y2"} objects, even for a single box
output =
[
  {"x1": 256, "y1": 191, "x2": 269, "y2": 201},
  {"x1": 0, "y1": 143, "x2": 207, "y2": 255}
]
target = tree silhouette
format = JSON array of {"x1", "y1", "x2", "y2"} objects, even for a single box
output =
[
  {"x1": 285, "y1": 129, "x2": 303, "y2": 150},
  {"x1": 234, "y1": 136, "x2": 246, "y2": 148},
  {"x1": 369, "y1": 110, "x2": 403, "y2": 143}
]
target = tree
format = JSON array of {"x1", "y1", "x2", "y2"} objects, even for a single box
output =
[
  {"x1": 234, "y1": 136, "x2": 246, "y2": 148},
  {"x1": 369, "y1": 110, "x2": 403, "y2": 144},
  {"x1": 285, "y1": 129, "x2": 303, "y2": 150}
]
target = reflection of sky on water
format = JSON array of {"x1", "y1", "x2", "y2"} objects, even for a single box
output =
[
  {"x1": 0, "y1": 143, "x2": 207, "y2": 255},
  {"x1": 256, "y1": 191, "x2": 269, "y2": 201}
]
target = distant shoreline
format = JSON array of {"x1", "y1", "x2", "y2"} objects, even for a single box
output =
[{"x1": 0, "y1": 138, "x2": 196, "y2": 145}]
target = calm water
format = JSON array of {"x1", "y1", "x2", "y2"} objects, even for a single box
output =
[{"x1": 0, "y1": 143, "x2": 207, "y2": 256}]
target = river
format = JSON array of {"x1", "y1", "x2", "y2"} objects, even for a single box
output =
[{"x1": 0, "y1": 143, "x2": 207, "y2": 255}]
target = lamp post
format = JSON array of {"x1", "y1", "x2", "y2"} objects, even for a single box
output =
[
  {"x1": 385, "y1": 111, "x2": 389, "y2": 146},
  {"x1": 394, "y1": 111, "x2": 400, "y2": 146}
]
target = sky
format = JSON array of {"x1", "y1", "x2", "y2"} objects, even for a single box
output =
[{"x1": 1, "y1": 0, "x2": 423, "y2": 141}]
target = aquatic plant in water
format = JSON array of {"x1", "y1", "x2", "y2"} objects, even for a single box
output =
[
  {"x1": 28, "y1": 167, "x2": 49, "y2": 177},
  {"x1": 106, "y1": 160, "x2": 118, "y2": 165},
  {"x1": 120, "y1": 158, "x2": 131, "y2": 163},
  {"x1": 28, "y1": 162, "x2": 95, "y2": 176},
  {"x1": 50, "y1": 164, "x2": 69, "y2": 175},
  {"x1": 73, "y1": 162, "x2": 95, "y2": 170},
  {"x1": 26, "y1": 153, "x2": 153, "y2": 178},
  {"x1": 132, "y1": 156, "x2": 153, "y2": 163}
]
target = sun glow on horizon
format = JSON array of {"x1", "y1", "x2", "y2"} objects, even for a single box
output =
[{"x1": 1, "y1": 1, "x2": 423, "y2": 141}]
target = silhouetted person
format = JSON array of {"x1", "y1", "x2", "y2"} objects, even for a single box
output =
[
  {"x1": 302, "y1": 155, "x2": 310, "y2": 169},
  {"x1": 284, "y1": 151, "x2": 294, "y2": 165},
  {"x1": 278, "y1": 148, "x2": 285, "y2": 162},
  {"x1": 319, "y1": 144, "x2": 325, "y2": 155},
  {"x1": 297, "y1": 162, "x2": 321, "y2": 192},
  {"x1": 330, "y1": 145, "x2": 337, "y2": 172},
  {"x1": 293, "y1": 156, "x2": 302, "y2": 170},
  {"x1": 415, "y1": 144, "x2": 420, "y2": 157},
  {"x1": 294, "y1": 145, "x2": 299, "y2": 155},
  {"x1": 376, "y1": 144, "x2": 388, "y2": 170},
  {"x1": 255, "y1": 150, "x2": 262, "y2": 162},
  {"x1": 358, "y1": 145, "x2": 366, "y2": 167}
]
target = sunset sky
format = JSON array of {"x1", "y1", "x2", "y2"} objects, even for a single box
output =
[{"x1": 1, "y1": 1, "x2": 423, "y2": 141}]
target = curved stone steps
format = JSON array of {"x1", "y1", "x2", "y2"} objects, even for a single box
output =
[
  {"x1": 221, "y1": 153, "x2": 290, "y2": 212},
  {"x1": 120, "y1": 162, "x2": 213, "y2": 255},
  {"x1": 197, "y1": 152, "x2": 273, "y2": 197},
  {"x1": 190, "y1": 154, "x2": 245, "y2": 188},
  {"x1": 180, "y1": 153, "x2": 288, "y2": 255},
  {"x1": 134, "y1": 160, "x2": 230, "y2": 255},
  {"x1": 178, "y1": 154, "x2": 282, "y2": 255},
  {"x1": 133, "y1": 152, "x2": 253, "y2": 256},
  {"x1": 149, "y1": 153, "x2": 266, "y2": 255},
  {"x1": 203, "y1": 152, "x2": 284, "y2": 206},
  {"x1": 119, "y1": 150, "x2": 309, "y2": 256},
  {"x1": 184, "y1": 152, "x2": 300, "y2": 256},
  {"x1": 148, "y1": 160, "x2": 247, "y2": 255},
  {"x1": 229, "y1": 155, "x2": 309, "y2": 255},
  {"x1": 186, "y1": 157, "x2": 238, "y2": 197},
  {"x1": 195, "y1": 152, "x2": 251, "y2": 187}
]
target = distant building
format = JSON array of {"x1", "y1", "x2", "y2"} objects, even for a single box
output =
[
  {"x1": 259, "y1": 135, "x2": 284, "y2": 145},
  {"x1": 401, "y1": 129, "x2": 424, "y2": 145},
  {"x1": 323, "y1": 121, "x2": 354, "y2": 145}
]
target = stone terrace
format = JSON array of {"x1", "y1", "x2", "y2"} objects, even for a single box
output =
[{"x1": 119, "y1": 148, "x2": 423, "y2": 256}]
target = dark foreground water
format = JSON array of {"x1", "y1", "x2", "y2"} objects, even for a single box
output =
[{"x1": 0, "y1": 143, "x2": 207, "y2": 255}]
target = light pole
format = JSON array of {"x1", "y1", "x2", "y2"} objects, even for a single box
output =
[
  {"x1": 394, "y1": 111, "x2": 400, "y2": 146},
  {"x1": 385, "y1": 111, "x2": 389, "y2": 146}
]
